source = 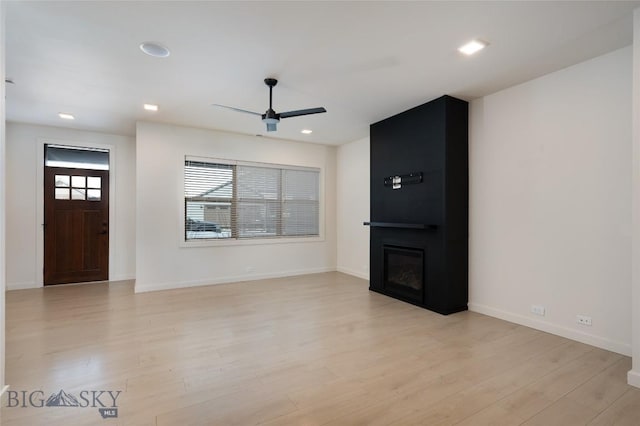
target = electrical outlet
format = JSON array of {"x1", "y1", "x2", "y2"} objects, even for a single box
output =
[
  {"x1": 531, "y1": 305, "x2": 545, "y2": 316},
  {"x1": 577, "y1": 315, "x2": 592, "y2": 326}
]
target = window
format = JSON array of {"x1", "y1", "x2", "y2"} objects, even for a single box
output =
[
  {"x1": 54, "y1": 174, "x2": 102, "y2": 201},
  {"x1": 184, "y1": 158, "x2": 320, "y2": 241},
  {"x1": 45, "y1": 144, "x2": 109, "y2": 170}
]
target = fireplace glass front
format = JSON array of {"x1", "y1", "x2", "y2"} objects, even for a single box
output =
[{"x1": 383, "y1": 245, "x2": 424, "y2": 301}]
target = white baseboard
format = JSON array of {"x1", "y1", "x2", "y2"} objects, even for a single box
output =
[
  {"x1": 336, "y1": 266, "x2": 369, "y2": 281},
  {"x1": 468, "y1": 302, "x2": 631, "y2": 356},
  {"x1": 6, "y1": 281, "x2": 40, "y2": 291},
  {"x1": 134, "y1": 267, "x2": 336, "y2": 293},
  {"x1": 7, "y1": 275, "x2": 134, "y2": 291},
  {"x1": 628, "y1": 370, "x2": 640, "y2": 388},
  {"x1": 109, "y1": 274, "x2": 135, "y2": 282}
]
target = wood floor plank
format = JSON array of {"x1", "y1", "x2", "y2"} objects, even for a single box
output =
[
  {"x1": 155, "y1": 386, "x2": 297, "y2": 425},
  {"x1": 451, "y1": 347, "x2": 622, "y2": 426},
  {"x1": 588, "y1": 387, "x2": 640, "y2": 426},
  {"x1": 395, "y1": 341, "x2": 596, "y2": 425},
  {"x1": 564, "y1": 357, "x2": 632, "y2": 413},
  {"x1": 521, "y1": 398, "x2": 599, "y2": 426},
  {"x1": 452, "y1": 341, "x2": 597, "y2": 426},
  {"x1": 1, "y1": 273, "x2": 637, "y2": 425}
]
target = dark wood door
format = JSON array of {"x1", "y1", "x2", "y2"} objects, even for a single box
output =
[{"x1": 44, "y1": 167, "x2": 109, "y2": 285}]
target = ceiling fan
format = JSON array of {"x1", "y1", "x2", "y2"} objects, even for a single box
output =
[{"x1": 213, "y1": 78, "x2": 326, "y2": 132}]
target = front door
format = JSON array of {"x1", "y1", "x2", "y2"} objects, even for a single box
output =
[{"x1": 44, "y1": 166, "x2": 109, "y2": 285}]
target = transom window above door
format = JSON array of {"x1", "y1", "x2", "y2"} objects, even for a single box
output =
[{"x1": 45, "y1": 144, "x2": 109, "y2": 170}]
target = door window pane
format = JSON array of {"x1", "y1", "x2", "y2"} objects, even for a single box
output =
[
  {"x1": 87, "y1": 176, "x2": 101, "y2": 189},
  {"x1": 71, "y1": 176, "x2": 86, "y2": 188},
  {"x1": 87, "y1": 189, "x2": 101, "y2": 201},
  {"x1": 71, "y1": 188, "x2": 86, "y2": 200},
  {"x1": 55, "y1": 188, "x2": 70, "y2": 200},
  {"x1": 55, "y1": 175, "x2": 70, "y2": 187}
]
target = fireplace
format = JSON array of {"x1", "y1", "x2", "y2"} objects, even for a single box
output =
[
  {"x1": 367, "y1": 95, "x2": 468, "y2": 315},
  {"x1": 383, "y1": 245, "x2": 424, "y2": 302}
]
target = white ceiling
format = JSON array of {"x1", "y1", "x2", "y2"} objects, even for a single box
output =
[{"x1": 5, "y1": 1, "x2": 640, "y2": 145}]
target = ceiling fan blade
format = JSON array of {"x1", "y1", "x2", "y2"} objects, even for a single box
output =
[
  {"x1": 212, "y1": 104, "x2": 262, "y2": 116},
  {"x1": 279, "y1": 107, "x2": 326, "y2": 119},
  {"x1": 266, "y1": 122, "x2": 277, "y2": 132}
]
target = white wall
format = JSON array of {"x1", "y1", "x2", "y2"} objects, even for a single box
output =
[
  {"x1": 1, "y1": 0, "x2": 7, "y2": 392},
  {"x1": 629, "y1": 8, "x2": 640, "y2": 388},
  {"x1": 469, "y1": 46, "x2": 633, "y2": 355},
  {"x1": 5, "y1": 122, "x2": 136, "y2": 289},
  {"x1": 336, "y1": 136, "x2": 370, "y2": 280},
  {"x1": 135, "y1": 122, "x2": 336, "y2": 292}
]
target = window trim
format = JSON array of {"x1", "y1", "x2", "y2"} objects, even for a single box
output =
[{"x1": 179, "y1": 155, "x2": 325, "y2": 248}]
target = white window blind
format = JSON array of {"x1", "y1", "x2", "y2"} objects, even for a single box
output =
[
  {"x1": 184, "y1": 159, "x2": 320, "y2": 241},
  {"x1": 282, "y1": 169, "x2": 320, "y2": 236}
]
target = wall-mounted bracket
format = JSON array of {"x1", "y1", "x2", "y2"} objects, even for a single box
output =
[{"x1": 383, "y1": 172, "x2": 423, "y2": 190}]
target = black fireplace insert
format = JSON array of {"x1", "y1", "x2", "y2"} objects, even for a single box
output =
[{"x1": 383, "y1": 245, "x2": 424, "y2": 302}]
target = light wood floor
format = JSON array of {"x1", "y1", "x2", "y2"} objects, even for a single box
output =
[{"x1": 2, "y1": 272, "x2": 640, "y2": 425}]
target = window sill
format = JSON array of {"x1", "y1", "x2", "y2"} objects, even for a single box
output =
[{"x1": 179, "y1": 235, "x2": 325, "y2": 248}]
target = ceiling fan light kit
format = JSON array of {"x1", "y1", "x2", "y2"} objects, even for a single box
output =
[{"x1": 213, "y1": 78, "x2": 326, "y2": 132}]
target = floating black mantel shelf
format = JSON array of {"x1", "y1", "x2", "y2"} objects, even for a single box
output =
[{"x1": 363, "y1": 222, "x2": 438, "y2": 230}]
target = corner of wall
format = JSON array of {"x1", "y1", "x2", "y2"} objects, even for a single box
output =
[
  {"x1": 336, "y1": 136, "x2": 370, "y2": 281},
  {"x1": 1, "y1": 0, "x2": 7, "y2": 390},
  {"x1": 629, "y1": 7, "x2": 640, "y2": 387},
  {"x1": 6, "y1": 282, "x2": 39, "y2": 291}
]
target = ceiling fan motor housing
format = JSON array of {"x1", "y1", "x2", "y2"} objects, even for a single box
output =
[
  {"x1": 262, "y1": 107, "x2": 279, "y2": 132},
  {"x1": 262, "y1": 108, "x2": 280, "y2": 121}
]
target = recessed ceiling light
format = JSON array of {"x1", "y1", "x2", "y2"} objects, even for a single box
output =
[
  {"x1": 301, "y1": 129, "x2": 313, "y2": 134},
  {"x1": 458, "y1": 39, "x2": 488, "y2": 56},
  {"x1": 58, "y1": 113, "x2": 75, "y2": 120},
  {"x1": 139, "y1": 42, "x2": 170, "y2": 58},
  {"x1": 144, "y1": 103, "x2": 159, "y2": 111}
]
